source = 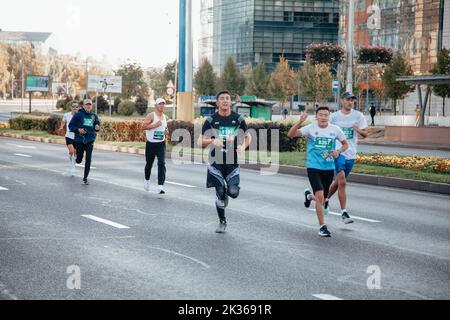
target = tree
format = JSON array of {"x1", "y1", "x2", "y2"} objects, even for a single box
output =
[
  {"x1": 194, "y1": 58, "x2": 217, "y2": 97},
  {"x1": 219, "y1": 56, "x2": 245, "y2": 98},
  {"x1": 268, "y1": 57, "x2": 297, "y2": 109},
  {"x1": 135, "y1": 95, "x2": 149, "y2": 116},
  {"x1": 93, "y1": 95, "x2": 110, "y2": 114},
  {"x1": 115, "y1": 61, "x2": 149, "y2": 99},
  {"x1": 431, "y1": 48, "x2": 450, "y2": 116},
  {"x1": 298, "y1": 60, "x2": 333, "y2": 105},
  {"x1": 381, "y1": 53, "x2": 414, "y2": 116},
  {"x1": 146, "y1": 60, "x2": 176, "y2": 102},
  {"x1": 245, "y1": 62, "x2": 271, "y2": 99}
]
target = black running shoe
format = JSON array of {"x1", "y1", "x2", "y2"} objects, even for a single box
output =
[
  {"x1": 318, "y1": 225, "x2": 331, "y2": 237},
  {"x1": 304, "y1": 189, "x2": 312, "y2": 208},
  {"x1": 215, "y1": 220, "x2": 227, "y2": 234}
]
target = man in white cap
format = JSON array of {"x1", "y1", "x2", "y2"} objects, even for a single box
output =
[{"x1": 140, "y1": 98, "x2": 170, "y2": 194}]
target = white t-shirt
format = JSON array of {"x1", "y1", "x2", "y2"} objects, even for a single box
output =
[
  {"x1": 63, "y1": 112, "x2": 75, "y2": 140},
  {"x1": 330, "y1": 109, "x2": 367, "y2": 160},
  {"x1": 146, "y1": 112, "x2": 168, "y2": 143},
  {"x1": 300, "y1": 123, "x2": 346, "y2": 170}
]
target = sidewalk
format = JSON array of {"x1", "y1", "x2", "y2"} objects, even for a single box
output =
[
  {"x1": 360, "y1": 138, "x2": 450, "y2": 151},
  {"x1": 1, "y1": 132, "x2": 449, "y2": 195}
]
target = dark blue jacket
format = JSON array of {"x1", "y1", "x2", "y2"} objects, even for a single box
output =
[{"x1": 69, "y1": 107, "x2": 100, "y2": 144}]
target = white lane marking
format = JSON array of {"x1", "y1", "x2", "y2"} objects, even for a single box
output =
[
  {"x1": 0, "y1": 186, "x2": 8, "y2": 191},
  {"x1": 313, "y1": 294, "x2": 343, "y2": 300},
  {"x1": 6, "y1": 143, "x2": 36, "y2": 149},
  {"x1": 307, "y1": 209, "x2": 382, "y2": 223},
  {"x1": 14, "y1": 153, "x2": 32, "y2": 158},
  {"x1": 165, "y1": 181, "x2": 196, "y2": 188},
  {"x1": 148, "y1": 246, "x2": 210, "y2": 269},
  {"x1": 81, "y1": 215, "x2": 130, "y2": 229},
  {"x1": 75, "y1": 164, "x2": 96, "y2": 169},
  {"x1": 0, "y1": 236, "x2": 135, "y2": 241}
]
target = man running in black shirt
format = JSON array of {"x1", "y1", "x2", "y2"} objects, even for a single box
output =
[{"x1": 197, "y1": 90, "x2": 252, "y2": 233}]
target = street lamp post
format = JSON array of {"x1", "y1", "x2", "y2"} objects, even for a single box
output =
[{"x1": 346, "y1": 0, "x2": 355, "y2": 92}]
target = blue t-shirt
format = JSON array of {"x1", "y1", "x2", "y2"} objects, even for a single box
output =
[{"x1": 300, "y1": 123, "x2": 346, "y2": 170}]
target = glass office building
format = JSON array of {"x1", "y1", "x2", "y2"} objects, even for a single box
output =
[
  {"x1": 340, "y1": 0, "x2": 445, "y2": 75},
  {"x1": 199, "y1": 0, "x2": 340, "y2": 74},
  {"x1": 340, "y1": 0, "x2": 449, "y2": 115}
]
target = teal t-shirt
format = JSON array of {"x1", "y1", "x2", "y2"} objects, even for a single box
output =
[{"x1": 300, "y1": 123, "x2": 346, "y2": 170}]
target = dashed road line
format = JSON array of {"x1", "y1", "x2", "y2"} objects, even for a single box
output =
[
  {"x1": 308, "y1": 209, "x2": 382, "y2": 223},
  {"x1": 313, "y1": 294, "x2": 343, "y2": 300},
  {"x1": 81, "y1": 215, "x2": 130, "y2": 229},
  {"x1": 14, "y1": 153, "x2": 32, "y2": 158}
]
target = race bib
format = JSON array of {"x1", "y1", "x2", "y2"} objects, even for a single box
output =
[
  {"x1": 342, "y1": 127, "x2": 354, "y2": 139},
  {"x1": 83, "y1": 118, "x2": 94, "y2": 127},
  {"x1": 219, "y1": 126, "x2": 237, "y2": 140},
  {"x1": 153, "y1": 131, "x2": 164, "y2": 141},
  {"x1": 314, "y1": 137, "x2": 334, "y2": 150}
]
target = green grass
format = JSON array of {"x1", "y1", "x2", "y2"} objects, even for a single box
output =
[{"x1": 1, "y1": 128, "x2": 448, "y2": 184}]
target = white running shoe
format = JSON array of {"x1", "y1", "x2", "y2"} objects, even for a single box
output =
[
  {"x1": 144, "y1": 180, "x2": 150, "y2": 192},
  {"x1": 157, "y1": 185, "x2": 165, "y2": 194}
]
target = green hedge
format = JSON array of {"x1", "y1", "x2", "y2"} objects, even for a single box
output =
[
  {"x1": 10, "y1": 116, "x2": 49, "y2": 132},
  {"x1": 8, "y1": 115, "x2": 307, "y2": 152}
]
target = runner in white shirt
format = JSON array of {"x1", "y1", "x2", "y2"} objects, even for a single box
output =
[
  {"x1": 57, "y1": 101, "x2": 80, "y2": 176},
  {"x1": 325, "y1": 92, "x2": 368, "y2": 224},
  {"x1": 288, "y1": 106, "x2": 349, "y2": 237},
  {"x1": 140, "y1": 98, "x2": 171, "y2": 194}
]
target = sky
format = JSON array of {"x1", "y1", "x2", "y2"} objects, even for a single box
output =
[{"x1": 0, "y1": 0, "x2": 201, "y2": 69}]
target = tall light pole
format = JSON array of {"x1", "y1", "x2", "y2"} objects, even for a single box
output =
[
  {"x1": 346, "y1": 0, "x2": 355, "y2": 93},
  {"x1": 177, "y1": 0, "x2": 194, "y2": 121}
]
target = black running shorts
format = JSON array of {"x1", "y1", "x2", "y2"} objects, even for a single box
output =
[{"x1": 307, "y1": 168, "x2": 334, "y2": 195}]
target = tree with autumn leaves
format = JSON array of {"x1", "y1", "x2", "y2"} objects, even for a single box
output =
[{"x1": 269, "y1": 56, "x2": 297, "y2": 110}]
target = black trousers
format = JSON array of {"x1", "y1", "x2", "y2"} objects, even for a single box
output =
[
  {"x1": 145, "y1": 141, "x2": 166, "y2": 185},
  {"x1": 75, "y1": 142, "x2": 94, "y2": 180}
]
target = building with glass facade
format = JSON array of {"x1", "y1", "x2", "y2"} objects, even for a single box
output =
[
  {"x1": 199, "y1": 0, "x2": 340, "y2": 74},
  {"x1": 340, "y1": 0, "x2": 449, "y2": 115}
]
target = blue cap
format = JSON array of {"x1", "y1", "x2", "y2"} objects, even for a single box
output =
[{"x1": 341, "y1": 92, "x2": 357, "y2": 99}]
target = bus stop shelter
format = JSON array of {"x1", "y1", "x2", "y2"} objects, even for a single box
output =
[{"x1": 397, "y1": 75, "x2": 450, "y2": 127}]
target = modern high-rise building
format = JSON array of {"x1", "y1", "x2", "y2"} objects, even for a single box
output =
[
  {"x1": 340, "y1": 0, "x2": 449, "y2": 115},
  {"x1": 199, "y1": 0, "x2": 340, "y2": 74}
]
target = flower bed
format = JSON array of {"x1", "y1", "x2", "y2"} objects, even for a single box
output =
[
  {"x1": 357, "y1": 154, "x2": 450, "y2": 174},
  {"x1": 306, "y1": 43, "x2": 345, "y2": 65}
]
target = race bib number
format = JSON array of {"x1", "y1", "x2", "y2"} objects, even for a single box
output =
[
  {"x1": 342, "y1": 127, "x2": 354, "y2": 139},
  {"x1": 153, "y1": 131, "x2": 164, "y2": 141},
  {"x1": 219, "y1": 126, "x2": 237, "y2": 140},
  {"x1": 83, "y1": 118, "x2": 94, "y2": 127},
  {"x1": 314, "y1": 137, "x2": 334, "y2": 150}
]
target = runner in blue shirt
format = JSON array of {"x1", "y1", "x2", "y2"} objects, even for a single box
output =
[{"x1": 288, "y1": 106, "x2": 349, "y2": 237}]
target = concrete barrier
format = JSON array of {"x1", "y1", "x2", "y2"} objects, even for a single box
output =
[{"x1": 385, "y1": 126, "x2": 450, "y2": 145}]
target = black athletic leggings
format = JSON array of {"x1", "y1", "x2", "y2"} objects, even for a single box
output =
[
  {"x1": 75, "y1": 142, "x2": 94, "y2": 180},
  {"x1": 145, "y1": 141, "x2": 166, "y2": 185}
]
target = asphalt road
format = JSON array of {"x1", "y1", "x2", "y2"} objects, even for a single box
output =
[{"x1": 0, "y1": 136, "x2": 449, "y2": 300}]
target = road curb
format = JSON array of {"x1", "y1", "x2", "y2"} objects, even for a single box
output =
[
  {"x1": 360, "y1": 140, "x2": 450, "y2": 151},
  {"x1": 1, "y1": 132, "x2": 449, "y2": 195}
]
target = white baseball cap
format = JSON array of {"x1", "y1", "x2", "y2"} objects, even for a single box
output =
[{"x1": 155, "y1": 98, "x2": 166, "y2": 105}]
